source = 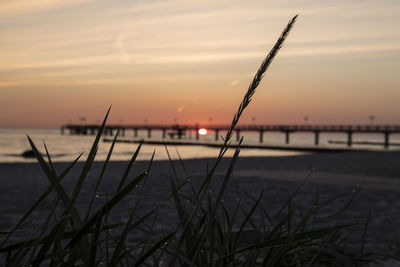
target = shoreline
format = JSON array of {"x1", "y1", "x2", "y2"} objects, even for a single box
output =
[{"x1": 104, "y1": 138, "x2": 398, "y2": 152}]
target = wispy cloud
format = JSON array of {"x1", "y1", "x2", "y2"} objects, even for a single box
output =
[
  {"x1": 0, "y1": 0, "x2": 97, "y2": 18},
  {"x1": 230, "y1": 80, "x2": 239, "y2": 86},
  {"x1": 114, "y1": 33, "x2": 132, "y2": 63},
  {"x1": 1, "y1": 0, "x2": 398, "y2": 72}
]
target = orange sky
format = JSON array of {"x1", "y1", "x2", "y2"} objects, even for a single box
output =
[{"x1": 0, "y1": 0, "x2": 399, "y2": 127}]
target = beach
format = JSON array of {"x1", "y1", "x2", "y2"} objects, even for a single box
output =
[{"x1": 1, "y1": 150, "x2": 400, "y2": 265}]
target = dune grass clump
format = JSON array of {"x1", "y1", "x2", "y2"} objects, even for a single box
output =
[{"x1": 0, "y1": 15, "x2": 391, "y2": 266}]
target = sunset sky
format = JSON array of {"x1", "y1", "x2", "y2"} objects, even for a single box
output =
[{"x1": 0, "y1": 0, "x2": 399, "y2": 127}]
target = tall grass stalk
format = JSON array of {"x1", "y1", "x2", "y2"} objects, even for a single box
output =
[{"x1": 219, "y1": 14, "x2": 298, "y2": 156}]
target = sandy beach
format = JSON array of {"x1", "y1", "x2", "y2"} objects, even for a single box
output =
[{"x1": 1, "y1": 150, "x2": 400, "y2": 265}]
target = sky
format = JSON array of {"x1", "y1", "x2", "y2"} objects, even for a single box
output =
[{"x1": 0, "y1": 0, "x2": 399, "y2": 127}]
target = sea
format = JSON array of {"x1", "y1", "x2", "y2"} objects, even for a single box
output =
[{"x1": 1, "y1": 128, "x2": 400, "y2": 163}]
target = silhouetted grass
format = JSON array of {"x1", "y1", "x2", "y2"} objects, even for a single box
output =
[{"x1": 0, "y1": 15, "x2": 396, "y2": 266}]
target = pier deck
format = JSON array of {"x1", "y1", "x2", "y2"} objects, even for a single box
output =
[{"x1": 61, "y1": 124, "x2": 400, "y2": 148}]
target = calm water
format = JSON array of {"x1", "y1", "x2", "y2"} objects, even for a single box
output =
[{"x1": 1, "y1": 128, "x2": 399, "y2": 163}]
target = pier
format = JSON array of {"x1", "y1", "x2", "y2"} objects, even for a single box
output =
[{"x1": 61, "y1": 124, "x2": 400, "y2": 148}]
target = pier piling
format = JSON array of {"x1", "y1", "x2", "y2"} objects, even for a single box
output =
[
  {"x1": 285, "y1": 131, "x2": 290, "y2": 144},
  {"x1": 236, "y1": 130, "x2": 240, "y2": 142},
  {"x1": 314, "y1": 131, "x2": 320, "y2": 145},
  {"x1": 384, "y1": 132, "x2": 390, "y2": 148},
  {"x1": 347, "y1": 131, "x2": 353, "y2": 147}
]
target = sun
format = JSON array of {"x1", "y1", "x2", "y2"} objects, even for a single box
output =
[{"x1": 198, "y1": 128, "x2": 208, "y2": 135}]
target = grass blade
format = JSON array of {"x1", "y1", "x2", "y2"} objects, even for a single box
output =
[
  {"x1": 88, "y1": 208, "x2": 103, "y2": 266},
  {"x1": 116, "y1": 142, "x2": 143, "y2": 192},
  {"x1": 86, "y1": 129, "x2": 120, "y2": 220},
  {"x1": 110, "y1": 208, "x2": 157, "y2": 266},
  {"x1": 233, "y1": 189, "x2": 264, "y2": 248},
  {"x1": 32, "y1": 216, "x2": 69, "y2": 267},
  {"x1": 235, "y1": 223, "x2": 356, "y2": 254},
  {"x1": 66, "y1": 171, "x2": 147, "y2": 248},
  {"x1": 27, "y1": 136, "x2": 82, "y2": 225},
  {"x1": 64, "y1": 106, "x2": 111, "y2": 216},
  {"x1": 0, "y1": 153, "x2": 82, "y2": 249},
  {"x1": 133, "y1": 232, "x2": 175, "y2": 267}
]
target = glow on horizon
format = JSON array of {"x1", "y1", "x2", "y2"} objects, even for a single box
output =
[{"x1": 0, "y1": 0, "x2": 399, "y2": 127}]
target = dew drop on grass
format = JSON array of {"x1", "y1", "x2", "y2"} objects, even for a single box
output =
[
  {"x1": 96, "y1": 194, "x2": 99, "y2": 198},
  {"x1": 145, "y1": 171, "x2": 148, "y2": 175}
]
